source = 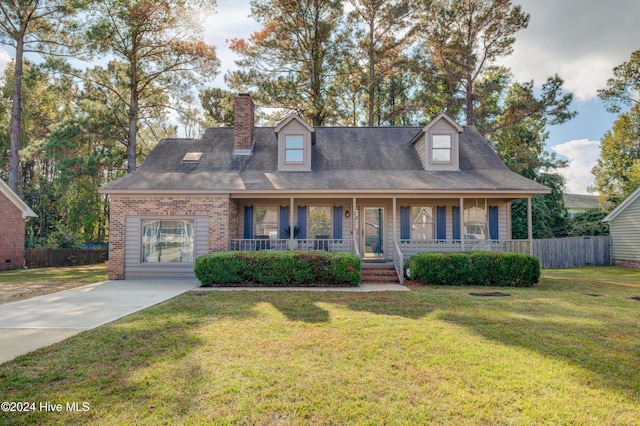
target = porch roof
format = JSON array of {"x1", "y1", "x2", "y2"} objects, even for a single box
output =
[{"x1": 100, "y1": 126, "x2": 549, "y2": 195}]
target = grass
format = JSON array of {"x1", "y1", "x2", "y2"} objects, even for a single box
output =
[
  {"x1": 0, "y1": 263, "x2": 108, "y2": 304},
  {"x1": 1, "y1": 266, "x2": 639, "y2": 425},
  {"x1": 0, "y1": 263, "x2": 108, "y2": 284}
]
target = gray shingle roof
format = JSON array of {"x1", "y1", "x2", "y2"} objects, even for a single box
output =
[{"x1": 100, "y1": 125, "x2": 549, "y2": 194}]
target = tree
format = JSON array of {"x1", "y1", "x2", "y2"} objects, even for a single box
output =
[
  {"x1": 228, "y1": 0, "x2": 345, "y2": 126},
  {"x1": 488, "y1": 80, "x2": 575, "y2": 240},
  {"x1": 566, "y1": 208, "x2": 610, "y2": 237},
  {"x1": 0, "y1": 0, "x2": 81, "y2": 191},
  {"x1": 590, "y1": 103, "x2": 640, "y2": 206},
  {"x1": 420, "y1": 0, "x2": 529, "y2": 126},
  {"x1": 511, "y1": 173, "x2": 568, "y2": 239},
  {"x1": 200, "y1": 88, "x2": 235, "y2": 127},
  {"x1": 598, "y1": 49, "x2": 640, "y2": 113},
  {"x1": 343, "y1": 0, "x2": 417, "y2": 125},
  {"x1": 1, "y1": 61, "x2": 79, "y2": 245},
  {"x1": 83, "y1": 0, "x2": 219, "y2": 173}
]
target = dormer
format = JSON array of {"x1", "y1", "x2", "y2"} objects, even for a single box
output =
[
  {"x1": 274, "y1": 113, "x2": 315, "y2": 171},
  {"x1": 411, "y1": 113, "x2": 463, "y2": 171}
]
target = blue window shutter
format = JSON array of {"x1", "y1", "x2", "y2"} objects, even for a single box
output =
[
  {"x1": 297, "y1": 206, "x2": 307, "y2": 239},
  {"x1": 244, "y1": 206, "x2": 254, "y2": 239},
  {"x1": 452, "y1": 206, "x2": 460, "y2": 240},
  {"x1": 437, "y1": 206, "x2": 447, "y2": 240},
  {"x1": 400, "y1": 206, "x2": 410, "y2": 240},
  {"x1": 333, "y1": 206, "x2": 343, "y2": 239},
  {"x1": 280, "y1": 206, "x2": 289, "y2": 238},
  {"x1": 489, "y1": 206, "x2": 499, "y2": 240}
]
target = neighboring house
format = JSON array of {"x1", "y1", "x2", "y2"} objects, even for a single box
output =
[
  {"x1": 0, "y1": 179, "x2": 37, "y2": 270},
  {"x1": 99, "y1": 94, "x2": 550, "y2": 280},
  {"x1": 603, "y1": 187, "x2": 640, "y2": 268},
  {"x1": 563, "y1": 193, "x2": 600, "y2": 218}
]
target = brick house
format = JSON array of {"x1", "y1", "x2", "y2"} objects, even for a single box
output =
[
  {"x1": 0, "y1": 179, "x2": 37, "y2": 270},
  {"x1": 100, "y1": 94, "x2": 549, "y2": 281}
]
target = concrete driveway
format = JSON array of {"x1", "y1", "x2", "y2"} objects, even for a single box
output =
[{"x1": 0, "y1": 279, "x2": 199, "y2": 364}]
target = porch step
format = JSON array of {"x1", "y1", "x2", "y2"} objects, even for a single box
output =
[{"x1": 361, "y1": 263, "x2": 400, "y2": 284}]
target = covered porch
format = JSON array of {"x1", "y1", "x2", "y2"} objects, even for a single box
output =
[{"x1": 229, "y1": 193, "x2": 535, "y2": 284}]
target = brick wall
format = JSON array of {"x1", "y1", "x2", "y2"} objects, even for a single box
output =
[
  {"x1": 233, "y1": 93, "x2": 254, "y2": 152},
  {"x1": 0, "y1": 194, "x2": 27, "y2": 270},
  {"x1": 108, "y1": 195, "x2": 231, "y2": 280},
  {"x1": 613, "y1": 259, "x2": 640, "y2": 269}
]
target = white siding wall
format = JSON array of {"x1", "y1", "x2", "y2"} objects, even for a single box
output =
[{"x1": 610, "y1": 198, "x2": 640, "y2": 260}]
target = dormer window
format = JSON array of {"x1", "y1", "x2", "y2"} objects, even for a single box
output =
[
  {"x1": 432, "y1": 135, "x2": 452, "y2": 163},
  {"x1": 411, "y1": 113, "x2": 463, "y2": 171},
  {"x1": 285, "y1": 135, "x2": 305, "y2": 163},
  {"x1": 274, "y1": 113, "x2": 314, "y2": 171}
]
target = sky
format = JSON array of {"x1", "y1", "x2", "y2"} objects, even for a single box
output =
[{"x1": 2, "y1": 0, "x2": 639, "y2": 195}]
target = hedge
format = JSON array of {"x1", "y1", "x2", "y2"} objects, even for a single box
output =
[
  {"x1": 406, "y1": 251, "x2": 540, "y2": 287},
  {"x1": 194, "y1": 251, "x2": 361, "y2": 287}
]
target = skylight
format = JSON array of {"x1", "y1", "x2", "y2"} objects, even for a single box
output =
[{"x1": 182, "y1": 152, "x2": 202, "y2": 162}]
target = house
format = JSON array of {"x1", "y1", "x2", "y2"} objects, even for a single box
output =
[
  {"x1": 99, "y1": 94, "x2": 550, "y2": 281},
  {"x1": 563, "y1": 193, "x2": 600, "y2": 218},
  {"x1": 0, "y1": 179, "x2": 37, "y2": 270},
  {"x1": 603, "y1": 187, "x2": 640, "y2": 268}
]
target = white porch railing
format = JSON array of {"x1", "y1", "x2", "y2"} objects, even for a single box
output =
[
  {"x1": 398, "y1": 239, "x2": 530, "y2": 257},
  {"x1": 229, "y1": 239, "x2": 355, "y2": 253},
  {"x1": 392, "y1": 239, "x2": 532, "y2": 281},
  {"x1": 393, "y1": 240, "x2": 404, "y2": 285}
]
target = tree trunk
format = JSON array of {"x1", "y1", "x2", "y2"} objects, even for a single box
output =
[
  {"x1": 127, "y1": 51, "x2": 138, "y2": 174},
  {"x1": 8, "y1": 38, "x2": 24, "y2": 192},
  {"x1": 367, "y1": 18, "x2": 375, "y2": 127},
  {"x1": 465, "y1": 77, "x2": 476, "y2": 126}
]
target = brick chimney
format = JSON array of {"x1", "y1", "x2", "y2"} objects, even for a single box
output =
[{"x1": 233, "y1": 93, "x2": 254, "y2": 155}]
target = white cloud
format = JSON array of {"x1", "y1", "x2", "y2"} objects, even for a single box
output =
[
  {"x1": 203, "y1": 1, "x2": 258, "y2": 87},
  {"x1": 551, "y1": 139, "x2": 600, "y2": 194},
  {"x1": 502, "y1": 0, "x2": 640, "y2": 101},
  {"x1": 0, "y1": 49, "x2": 10, "y2": 74}
]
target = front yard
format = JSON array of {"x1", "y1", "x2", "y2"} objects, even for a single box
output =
[
  {"x1": 0, "y1": 264, "x2": 108, "y2": 305},
  {"x1": 1, "y1": 267, "x2": 639, "y2": 424}
]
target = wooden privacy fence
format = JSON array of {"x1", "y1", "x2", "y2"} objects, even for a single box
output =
[
  {"x1": 25, "y1": 249, "x2": 107, "y2": 268},
  {"x1": 532, "y1": 236, "x2": 611, "y2": 268}
]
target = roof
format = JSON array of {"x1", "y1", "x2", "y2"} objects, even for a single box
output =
[
  {"x1": 100, "y1": 125, "x2": 550, "y2": 195},
  {"x1": 563, "y1": 193, "x2": 599, "y2": 210},
  {"x1": 0, "y1": 179, "x2": 37, "y2": 218},
  {"x1": 603, "y1": 187, "x2": 640, "y2": 222}
]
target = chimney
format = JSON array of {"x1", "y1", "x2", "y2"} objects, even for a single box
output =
[{"x1": 233, "y1": 93, "x2": 254, "y2": 155}]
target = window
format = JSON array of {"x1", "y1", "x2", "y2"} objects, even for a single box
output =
[
  {"x1": 432, "y1": 134, "x2": 452, "y2": 163},
  {"x1": 411, "y1": 206, "x2": 434, "y2": 240},
  {"x1": 255, "y1": 206, "x2": 279, "y2": 239},
  {"x1": 308, "y1": 206, "x2": 331, "y2": 239},
  {"x1": 142, "y1": 220, "x2": 194, "y2": 263},
  {"x1": 464, "y1": 207, "x2": 486, "y2": 240},
  {"x1": 285, "y1": 135, "x2": 305, "y2": 163}
]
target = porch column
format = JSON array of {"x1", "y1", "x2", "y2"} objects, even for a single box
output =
[
  {"x1": 392, "y1": 197, "x2": 397, "y2": 244},
  {"x1": 352, "y1": 197, "x2": 357, "y2": 254},
  {"x1": 290, "y1": 197, "x2": 294, "y2": 242},
  {"x1": 460, "y1": 197, "x2": 465, "y2": 251},
  {"x1": 527, "y1": 196, "x2": 533, "y2": 254}
]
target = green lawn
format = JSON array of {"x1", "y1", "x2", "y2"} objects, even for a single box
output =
[
  {"x1": 0, "y1": 263, "x2": 108, "y2": 284},
  {"x1": 1, "y1": 267, "x2": 639, "y2": 425}
]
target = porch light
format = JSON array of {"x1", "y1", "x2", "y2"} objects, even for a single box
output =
[{"x1": 345, "y1": 210, "x2": 350, "y2": 218}]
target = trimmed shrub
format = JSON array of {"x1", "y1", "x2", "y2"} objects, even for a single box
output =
[
  {"x1": 194, "y1": 251, "x2": 361, "y2": 287},
  {"x1": 407, "y1": 251, "x2": 540, "y2": 287}
]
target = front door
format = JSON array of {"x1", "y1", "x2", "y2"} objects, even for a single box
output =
[{"x1": 363, "y1": 207, "x2": 384, "y2": 258}]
